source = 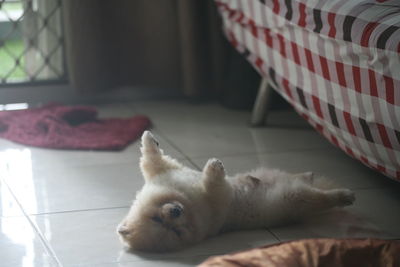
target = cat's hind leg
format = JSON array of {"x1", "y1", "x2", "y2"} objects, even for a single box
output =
[{"x1": 285, "y1": 186, "x2": 355, "y2": 215}]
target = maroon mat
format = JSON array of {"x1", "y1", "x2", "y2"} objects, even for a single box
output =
[{"x1": 0, "y1": 104, "x2": 151, "y2": 150}]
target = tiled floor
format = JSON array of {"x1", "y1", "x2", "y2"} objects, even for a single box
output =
[{"x1": 0, "y1": 100, "x2": 399, "y2": 267}]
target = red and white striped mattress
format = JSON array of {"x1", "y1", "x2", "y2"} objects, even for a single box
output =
[{"x1": 216, "y1": 0, "x2": 400, "y2": 181}]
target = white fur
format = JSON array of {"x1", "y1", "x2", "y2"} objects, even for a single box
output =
[{"x1": 117, "y1": 131, "x2": 355, "y2": 252}]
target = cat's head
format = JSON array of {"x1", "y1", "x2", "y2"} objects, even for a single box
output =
[
  {"x1": 117, "y1": 184, "x2": 199, "y2": 252},
  {"x1": 117, "y1": 131, "x2": 221, "y2": 252}
]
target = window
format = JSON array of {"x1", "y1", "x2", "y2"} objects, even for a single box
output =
[{"x1": 0, "y1": 0, "x2": 65, "y2": 84}]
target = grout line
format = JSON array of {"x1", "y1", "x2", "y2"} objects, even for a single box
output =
[
  {"x1": 28, "y1": 206, "x2": 131, "y2": 216},
  {"x1": 185, "y1": 146, "x2": 342, "y2": 161},
  {"x1": 149, "y1": 128, "x2": 202, "y2": 171},
  {"x1": 1, "y1": 178, "x2": 64, "y2": 267},
  {"x1": 29, "y1": 155, "x2": 192, "y2": 172},
  {"x1": 64, "y1": 254, "x2": 208, "y2": 267},
  {"x1": 266, "y1": 228, "x2": 281, "y2": 242},
  {"x1": 184, "y1": 158, "x2": 202, "y2": 171}
]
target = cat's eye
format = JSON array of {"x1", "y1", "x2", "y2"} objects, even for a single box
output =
[{"x1": 151, "y1": 216, "x2": 163, "y2": 224}]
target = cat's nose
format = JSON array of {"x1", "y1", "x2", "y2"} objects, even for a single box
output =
[{"x1": 117, "y1": 225, "x2": 129, "y2": 235}]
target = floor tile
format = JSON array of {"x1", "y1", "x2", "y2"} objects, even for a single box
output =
[
  {"x1": 94, "y1": 103, "x2": 137, "y2": 119},
  {"x1": 0, "y1": 216, "x2": 58, "y2": 267},
  {"x1": 2, "y1": 156, "x2": 197, "y2": 215},
  {"x1": 132, "y1": 100, "x2": 312, "y2": 129},
  {"x1": 3, "y1": 162, "x2": 143, "y2": 214},
  {"x1": 0, "y1": 180, "x2": 24, "y2": 217},
  {"x1": 126, "y1": 230, "x2": 276, "y2": 265},
  {"x1": 133, "y1": 101, "x2": 333, "y2": 158},
  {"x1": 32, "y1": 208, "x2": 277, "y2": 266},
  {"x1": 31, "y1": 209, "x2": 127, "y2": 266},
  {"x1": 192, "y1": 148, "x2": 393, "y2": 190},
  {"x1": 270, "y1": 186, "x2": 400, "y2": 241},
  {"x1": 0, "y1": 132, "x2": 183, "y2": 172},
  {"x1": 73, "y1": 256, "x2": 210, "y2": 267},
  {"x1": 347, "y1": 187, "x2": 400, "y2": 237}
]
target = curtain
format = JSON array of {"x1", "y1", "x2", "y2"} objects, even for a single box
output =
[{"x1": 62, "y1": 0, "x2": 259, "y2": 106}]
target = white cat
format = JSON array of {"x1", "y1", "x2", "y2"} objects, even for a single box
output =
[{"x1": 117, "y1": 131, "x2": 355, "y2": 252}]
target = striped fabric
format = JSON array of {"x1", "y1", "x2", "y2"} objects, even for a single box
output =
[{"x1": 215, "y1": 0, "x2": 400, "y2": 181}]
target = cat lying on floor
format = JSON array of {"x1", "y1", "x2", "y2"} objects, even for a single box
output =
[{"x1": 117, "y1": 131, "x2": 355, "y2": 252}]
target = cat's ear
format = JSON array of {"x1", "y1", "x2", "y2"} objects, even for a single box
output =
[
  {"x1": 202, "y1": 158, "x2": 226, "y2": 188},
  {"x1": 140, "y1": 131, "x2": 180, "y2": 181}
]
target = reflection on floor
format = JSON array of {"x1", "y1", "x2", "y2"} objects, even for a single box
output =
[{"x1": 0, "y1": 100, "x2": 399, "y2": 266}]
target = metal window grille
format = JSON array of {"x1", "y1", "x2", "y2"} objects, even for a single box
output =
[{"x1": 0, "y1": 0, "x2": 65, "y2": 84}]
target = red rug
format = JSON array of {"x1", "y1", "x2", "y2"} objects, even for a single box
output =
[{"x1": 0, "y1": 104, "x2": 151, "y2": 150}]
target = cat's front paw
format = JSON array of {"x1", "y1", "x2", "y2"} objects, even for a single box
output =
[
  {"x1": 203, "y1": 158, "x2": 226, "y2": 189},
  {"x1": 141, "y1": 131, "x2": 163, "y2": 157},
  {"x1": 205, "y1": 158, "x2": 225, "y2": 177},
  {"x1": 141, "y1": 131, "x2": 159, "y2": 148}
]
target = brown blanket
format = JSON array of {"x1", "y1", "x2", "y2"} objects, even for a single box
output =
[{"x1": 199, "y1": 238, "x2": 400, "y2": 267}]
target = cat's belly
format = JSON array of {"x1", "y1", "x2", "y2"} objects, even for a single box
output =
[{"x1": 220, "y1": 184, "x2": 294, "y2": 232}]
